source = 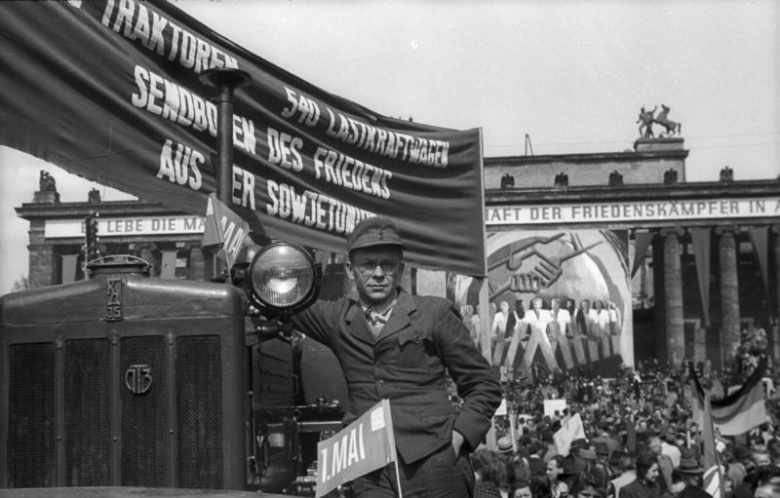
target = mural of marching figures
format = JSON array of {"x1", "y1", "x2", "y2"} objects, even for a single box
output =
[{"x1": 450, "y1": 229, "x2": 633, "y2": 378}]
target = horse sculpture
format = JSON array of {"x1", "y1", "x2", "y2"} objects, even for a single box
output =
[{"x1": 653, "y1": 104, "x2": 681, "y2": 137}]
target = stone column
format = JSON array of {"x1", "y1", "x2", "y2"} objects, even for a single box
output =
[
  {"x1": 661, "y1": 227, "x2": 685, "y2": 368},
  {"x1": 716, "y1": 226, "x2": 741, "y2": 367},
  {"x1": 772, "y1": 226, "x2": 780, "y2": 360},
  {"x1": 652, "y1": 232, "x2": 667, "y2": 361},
  {"x1": 28, "y1": 219, "x2": 56, "y2": 288}
]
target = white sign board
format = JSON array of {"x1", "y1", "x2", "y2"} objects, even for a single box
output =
[
  {"x1": 316, "y1": 399, "x2": 397, "y2": 498},
  {"x1": 544, "y1": 399, "x2": 567, "y2": 418},
  {"x1": 45, "y1": 215, "x2": 206, "y2": 238},
  {"x1": 487, "y1": 197, "x2": 780, "y2": 226}
]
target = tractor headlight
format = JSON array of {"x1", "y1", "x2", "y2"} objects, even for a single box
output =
[{"x1": 246, "y1": 242, "x2": 320, "y2": 315}]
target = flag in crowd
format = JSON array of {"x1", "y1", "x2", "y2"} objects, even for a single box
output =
[
  {"x1": 688, "y1": 358, "x2": 767, "y2": 436},
  {"x1": 701, "y1": 390, "x2": 724, "y2": 498},
  {"x1": 689, "y1": 358, "x2": 768, "y2": 498}
]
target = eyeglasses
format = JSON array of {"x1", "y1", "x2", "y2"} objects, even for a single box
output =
[{"x1": 354, "y1": 260, "x2": 399, "y2": 276}]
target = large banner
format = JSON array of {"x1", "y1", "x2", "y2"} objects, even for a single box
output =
[
  {"x1": 0, "y1": 0, "x2": 486, "y2": 276},
  {"x1": 449, "y1": 229, "x2": 633, "y2": 377}
]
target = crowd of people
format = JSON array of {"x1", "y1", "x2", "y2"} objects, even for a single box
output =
[{"x1": 468, "y1": 350, "x2": 780, "y2": 498}]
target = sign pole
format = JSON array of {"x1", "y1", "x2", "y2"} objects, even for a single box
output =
[
  {"x1": 199, "y1": 68, "x2": 251, "y2": 204},
  {"x1": 394, "y1": 460, "x2": 404, "y2": 498},
  {"x1": 199, "y1": 68, "x2": 252, "y2": 281}
]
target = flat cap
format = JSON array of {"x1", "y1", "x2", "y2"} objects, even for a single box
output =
[{"x1": 347, "y1": 216, "x2": 404, "y2": 253}]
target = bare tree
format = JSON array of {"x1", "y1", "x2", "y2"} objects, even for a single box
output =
[{"x1": 11, "y1": 275, "x2": 30, "y2": 292}]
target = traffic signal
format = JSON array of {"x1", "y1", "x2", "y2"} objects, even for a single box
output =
[{"x1": 84, "y1": 212, "x2": 100, "y2": 260}]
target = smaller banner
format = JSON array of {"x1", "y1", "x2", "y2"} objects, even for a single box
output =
[
  {"x1": 316, "y1": 399, "x2": 397, "y2": 498},
  {"x1": 689, "y1": 360, "x2": 768, "y2": 436},
  {"x1": 553, "y1": 412, "x2": 584, "y2": 456},
  {"x1": 690, "y1": 228, "x2": 712, "y2": 327},
  {"x1": 749, "y1": 226, "x2": 770, "y2": 297},
  {"x1": 494, "y1": 398, "x2": 508, "y2": 417},
  {"x1": 202, "y1": 193, "x2": 250, "y2": 269}
]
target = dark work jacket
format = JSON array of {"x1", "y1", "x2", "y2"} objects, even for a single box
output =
[
  {"x1": 619, "y1": 478, "x2": 662, "y2": 498},
  {"x1": 291, "y1": 288, "x2": 502, "y2": 464},
  {"x1": 678, "y1": 485, "x2": 713, "y2": 498}
]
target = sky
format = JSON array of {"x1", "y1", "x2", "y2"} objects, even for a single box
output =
[{"x1": 1, "y1": 0, "x2": 778, "y2": 295}]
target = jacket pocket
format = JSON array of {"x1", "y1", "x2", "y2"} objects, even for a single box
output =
[{"x1": 397, "y1": 330, "x2": 426, "y2": 367}]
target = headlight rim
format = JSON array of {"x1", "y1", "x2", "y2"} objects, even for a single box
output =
[{"x1": 246, "y1": 241, "x2": 320, "y2": 315}]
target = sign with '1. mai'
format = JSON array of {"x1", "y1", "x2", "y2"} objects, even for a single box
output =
[{"x1": 316, "y1": 399, "x2": 397, "y2": 498}]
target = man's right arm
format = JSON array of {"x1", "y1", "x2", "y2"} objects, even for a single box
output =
[{"x1": 288, "y1": 298, "x2": 340, "y2": 347}]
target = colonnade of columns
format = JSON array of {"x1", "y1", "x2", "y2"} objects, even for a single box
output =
[{"x1": 651, "y1": 225, "x2": 777, "y2": 369}]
